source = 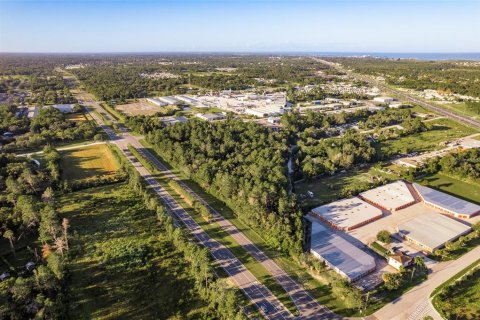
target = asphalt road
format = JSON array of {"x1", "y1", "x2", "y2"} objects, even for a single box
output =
[{"x1": 77, "y1": 91, "x2": 294, "y2": 320}]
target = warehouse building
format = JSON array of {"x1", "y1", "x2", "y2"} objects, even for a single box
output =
[
  {"x1": 397, "y1": 211, "x2": 471, "y2": 253},
  {"x1": 245, "y1": 105, "x2": 286, "y2": 117},
  {"x1": 146, "y1": 98, "x2": 167, "y2": 107},
  {"x1": 413, "y1": 183, "x2": 480, "y2": 219},
  {"x1": 311, "y1": 197, "x2": 383, "y2": 231},
  {"x1": 359, "y1": 181, "x2": 416, "y2": 211},
  {"x1": 195, "y1": 113, "x2": 226, "y2": 121},
  {"x1": 306, "y1": 216, "x2": 376, "y2": 282}
]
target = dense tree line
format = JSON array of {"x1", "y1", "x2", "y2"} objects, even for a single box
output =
[
  {"x1": 132, "y1": 118, "x2": 303, "y2": 253},
  {"x1": 0, "y1": 147, "x2": 68, "y2": 319},
  {"x1": 2, "y1": 107, "x2": 97, "y2": 151}
]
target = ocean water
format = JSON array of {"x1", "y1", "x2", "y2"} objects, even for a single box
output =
[{"x1": 305, "y1": 52, "x2": 480, "y2": 61}]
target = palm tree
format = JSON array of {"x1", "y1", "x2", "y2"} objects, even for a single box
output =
[{"x1": 3, "y1": 229, "x2": 16, "y2": 259}]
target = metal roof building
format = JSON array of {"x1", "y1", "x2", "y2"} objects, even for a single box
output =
[
  {"x1": 359, "y1": 181, "x2": 416, "y2": 211},
  {"x1": 413, "y1": 183, "x2": 480, "y2": 219},
  {"x1": 311, "y1": 197, "x2": 383, "y2": 231},
  {"x1": 306, "y1": 216, "x2": 376, "y2": 282},
  {"x1": 397, "y1": 211, "x2": 471, "y2": 253}
]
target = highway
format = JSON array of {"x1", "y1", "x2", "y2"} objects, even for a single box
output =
[
  {"x1": 312, "y1": 57, "x2": 480, "y2": 130},
  {"x1": 75, "y1": 90, "x2": 294, "y2": 320}
]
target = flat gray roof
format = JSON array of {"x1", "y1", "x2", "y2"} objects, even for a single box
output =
[
  {"x1": 414, "y1": 183, "x2": 480, "y2": 217},
  {"x1": 397, "y1": 211, "x2": 471, "y2": 251},
  {"x1": 307, "y1": 216, "x2": 376, "y2": 281}
]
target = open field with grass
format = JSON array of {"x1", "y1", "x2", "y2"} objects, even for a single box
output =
[
  {"x1": 295, "y1": 166, "x2": 394, "y2": 209},
  {"x1": 416, "y1": 172, "x2": 480, "y2": 204},
  {"x1": 116, "y1": 101, "x2": 179, "y2": 116},
  {"x1": 60, "y1": 144, "x2": 120, "y2": 182},
  {"x1": 374, "y1": 118, "x2": 478, "y2": 158},
  {"x1": 66, "y1": 112, "x2": 88, "y2": 122},
  {"x1": 434, "y1": 102, "x2": 480, "y2": 120},
  {"x1": 57, "y1": 183, "x2": 212, "y2": 319},
  {"x1": 138, "y1": 140, "x2": 370, "y2": 316},
  {"x1": 432, "y1": 259, "x2": 480, "y2": 320}
]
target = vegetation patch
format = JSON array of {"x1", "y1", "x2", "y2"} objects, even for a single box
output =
[
  {"x1": 58, "y1": 183, "x2": 213, "y2": 319},
  {"x1": 432, "y1": 260, "x2": 480, "y2": 320},
  {"x1": 60, "y1": 144, "x2": 120, "y2": 183}
]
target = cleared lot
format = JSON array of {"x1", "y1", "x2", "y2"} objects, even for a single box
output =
[
  {"x1": 60, "y1": 144, "x2": 120, "y2": 182},
  {"x1": 116, "y1": 100, "x2": 179, "y2": 116}
]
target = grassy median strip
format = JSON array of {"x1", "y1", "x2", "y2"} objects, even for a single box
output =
[{"x1": 127, "y1": 145, "x2": 298, "y2": 315}]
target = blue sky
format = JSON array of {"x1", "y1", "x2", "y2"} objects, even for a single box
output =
[{"x1": 1, "y1": 0, "x2": 479, "y2": 53}]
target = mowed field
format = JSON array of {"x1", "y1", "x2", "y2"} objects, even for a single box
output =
[
  {"x1": 58, "y1": 183, "x2": 211, "y2": 319},
  {"x1": 60, "y1": 144, "x2": 120, "y2": 182}
]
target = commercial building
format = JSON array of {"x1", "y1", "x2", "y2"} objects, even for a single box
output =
[
  {"x1": 244, "y1": 105, "x2": 286, "y2": 117},
  {"x1": 413, "y1": 183, "x2": 480, "y2": 219},
  {"x1": 373, "y1": 97, "x2": 396, "y2": 103},
  {"x1": 158, "y1": 96, "x2": 180, "y2": 105},
  {"x1": 160, "y1": 116, "x2": 188, "y2": 126},
  {"x1": 195, "y1": 113, "x2": 226, "y2": 121},
  {"x1": 359, "y1": 181, "x2": 416, "y2": 211},
  {"x1": 311, "y1": 197, "x2": 383, "y2": 231},
  {"x1": 397, "y1": 211, "x2": 471, "y2": 253},
  {"x1": 146, "y1": 98, "x2": 167, "y2": 107},
  {"x1": 306, "y1": 216, "x2": 376, "y2": 282},
  {"x1": 46, "y1": 104, "x2": 75, "y2": 113}
]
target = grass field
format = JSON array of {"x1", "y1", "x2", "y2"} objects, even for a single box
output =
[
  {"x1": 432, "y1": 260, "x2": 480, "y2": 320},
  {"x1": 66, "y1": 113, "x2": 88, "y2": 122},
  {"x1": 295, "y1": 166, "x2": 394, "y2": 209},
  {"x1": 60, "y1": 144, "x2": 120, "y2": 182},
  {"x1": 416, "y1": 172, "x2": 480, "y2": 204},
  {"x1": 58, "y1": 183, "x2": 212, "y2": 319},
  {"x1": 116, "y1": 101, "x2": 179, "y2": 116},
  {"x1": 373, "y1": 118, "x2": 478, "y2": 158},
  {"x1": 434, "y1": 102, "x2": 480, "y2": 120}
]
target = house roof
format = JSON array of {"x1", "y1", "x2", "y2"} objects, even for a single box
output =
[{"x1": 389, "y1": 252, "x2": 412, "y2": 264}]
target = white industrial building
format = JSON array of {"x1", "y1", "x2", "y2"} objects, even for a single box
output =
[
  {"x1": 359, "y1": 181, "x2": 416, "y2": 211},
  {"x1": 311, "y1": 197, "x2": 383, "y2": 231},
  {"x1": 146, "y1": 98, "x2": 167, "y2": 107},
  {"x1": 373, "y1": 97, "x2": 396, "y2": 103}
]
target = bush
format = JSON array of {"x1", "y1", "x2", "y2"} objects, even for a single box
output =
[{"x1": 377, "y1": 230, "x2": 391, "y2": 244}]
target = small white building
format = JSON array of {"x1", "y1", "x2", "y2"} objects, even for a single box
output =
[
  {"x1": 374, "y1": 97, "x2": 396, "y2": 103},
  {"x1": 146, "y1": 98, "x2": 167, "y2": 107},
  {"x1": 388, "y1": 252, "x2": 413, "y2": 270},
  {"x1": 195, "y1": 113, "x2": 226, "y2": 121},
  {"x1": 45, "y1": 104, "x2": 75, "y2": 113}
]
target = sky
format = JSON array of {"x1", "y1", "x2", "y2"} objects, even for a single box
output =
[{"x1": 1, "y1": 0, "x2": 480, "y2": 53}]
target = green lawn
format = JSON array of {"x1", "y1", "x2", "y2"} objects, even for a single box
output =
[
  {"x1": 432, "y1": 260, "x2": 480, "y2": 320},
  {"x1": 295, "y1": 166, "x2": 395, "y2": 209},
  {"x1": 373, "y1": 118, "x2": 478, "y2": 158},
  {"x1": 60, "y1": 144, "x2": 120, "y2": 183},
  {"x1": 433, "y1": 102, "x2": 480, "y2": 120},
  {"x1": 58, "y1": 183, "x2": 212, "y2": 320}
]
